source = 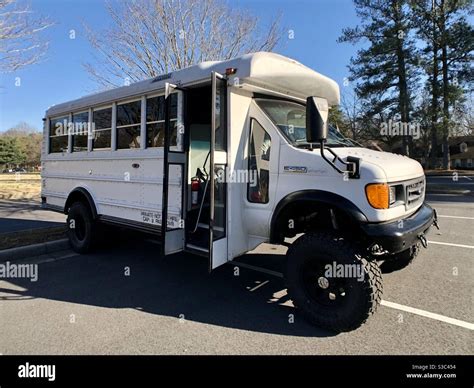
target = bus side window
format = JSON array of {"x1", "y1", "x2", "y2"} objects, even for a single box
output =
[
  {"x1": 49, "y1": 116, "x2": 69, "y2": 153},
  {"x1": 146, "y1": 93, "x2": 180, "y2": 149},
  {"x1": 92, "y1": 107, "x2": 112, "y2": 150},
  {"x1": 117, "y1": 100, "x2": 141, "y2": 149},
  {"x1": 248, "y1": 119, "x2": 271, "y2": 204}
]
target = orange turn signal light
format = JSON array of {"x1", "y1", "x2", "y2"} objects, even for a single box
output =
[{"x1": 365, "y1": 183, "x2": 389, "y2": 209}]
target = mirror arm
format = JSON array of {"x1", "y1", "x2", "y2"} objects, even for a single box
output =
[
  {"x1": 325, "y1": 146, "x2": 346, "y2": 165},
  {"x1": 320, "y1": 141, "x2": 345, "y2": 174},
  {"x1": 319, "y1": 141, "x2": 360, "y2": 179}
]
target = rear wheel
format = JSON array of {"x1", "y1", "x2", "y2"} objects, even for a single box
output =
[
  {"x1": 285, "y1": 232, "x2": 383, "y2": 332},
  {"x1": 66, "y1": 202, "x2": 98, "y2": 253}
]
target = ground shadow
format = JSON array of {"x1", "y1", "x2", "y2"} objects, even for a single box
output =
[{"x1": 0, "y1": 235, "x2": 336, "y2": 338}]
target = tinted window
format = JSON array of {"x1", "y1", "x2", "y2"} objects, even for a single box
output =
[
  {"x1": 146, "y1": 122, "x2": 165, "y2": 148},
  {"x1": 49, "y1": 136, "x2": 69, "y2": 153},
  {"x1": 215, "y1": 79, "x2": 226, "y2": 151},
  {"x1": 71, "y1": 111, "x2": 89, "y2": 152},
  {"x1": 93, "y1": 130, "x2": 111, "y2": 149},
  {"x1": 146, "y1": 96, "x2": 165, "y2": 122},
  {"x1": 248, "y1": 120, "x2": 271, "y2": 204},
  {"x1": 117, "y1": 126, "x2": 141, "y2": 149},
  {"x1": 117, "y1": 100, "x2": 141, "y2": 149},
  {"x1": 117, "y1": 100, "x2": 141, "y2": 126},
  {"x1": 92, "y1": 107, "x2": 112, "y2": 150},
  {"x1": 93, "y1": 107, "x2": 112, "y2": 130},
  {"x1": 146, "y1": 93, "x2": 179, "y2": 149},
  {"x1": 49, "y1": 116, "x2": 69, "y2": 153}
]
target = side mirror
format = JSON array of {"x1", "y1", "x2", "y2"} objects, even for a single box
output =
[
  {"x1": 306, "y1": 96, "x2": 328, "y2": 143},
  {"x1": 306, "y1": 96, "x2": 360, "y2": 179}
]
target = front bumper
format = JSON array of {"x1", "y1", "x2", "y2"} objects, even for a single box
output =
[{"x1": 360, "y1": 203, "x2": 436, "y2": 254}]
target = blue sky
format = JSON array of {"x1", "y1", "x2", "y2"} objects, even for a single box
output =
[{"x1": 0, "y1": 0, "x2": 360, "y2": 132}]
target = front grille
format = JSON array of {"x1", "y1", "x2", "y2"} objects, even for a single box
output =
[{"x1": 405, "y1": 177, "x2": 425, "y2": 209}]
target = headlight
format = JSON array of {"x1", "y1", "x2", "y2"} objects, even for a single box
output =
[
  {"x1": 389, "y1": 185, "x2": 396, "y2": 205},
  {"x1": 365, "y1": 183, "x2": 389, "y2": 209}
]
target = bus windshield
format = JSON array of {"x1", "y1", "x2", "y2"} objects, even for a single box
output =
[{"x1": 256, "y1": 98, "x2": 356, "y2": 147}]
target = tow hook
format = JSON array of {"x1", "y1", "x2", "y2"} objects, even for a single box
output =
[
  {"x1": 368, "y1": 243, "x2": 388, "y2": 256},
  {"x1": 418, "y1": 234, "x2": 428, "y2": 248},
  {"x1": 433, "y1": 209, "x2": 440, "y2": 230}
]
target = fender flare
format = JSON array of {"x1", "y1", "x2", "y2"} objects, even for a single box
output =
[
  {"x1": 64, "y1": 187, "x2": 98, "y2": 219},
  {"x1": 269, "y1": 190, "x2": 368, "y2": 243}
]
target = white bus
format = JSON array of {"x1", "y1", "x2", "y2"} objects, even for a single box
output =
[{"x1": 42, "y1": 52, "x2": 436, "y2": 331}]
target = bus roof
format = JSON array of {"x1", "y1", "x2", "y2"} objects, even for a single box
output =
[{"x1": 46, "y1": 52, "x2": 340, "y2": 117}]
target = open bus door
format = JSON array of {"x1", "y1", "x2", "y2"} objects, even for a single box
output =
[
  {"x1": 208, "y1": 72, "x2": 228, "y2": 271},
  {"x1": 161, "y1": 83, "x2": 186, "y2": 255}
]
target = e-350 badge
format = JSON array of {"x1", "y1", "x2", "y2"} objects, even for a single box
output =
[{"x1": 284, "y1": 166, "x2": 307, "y2": 173}]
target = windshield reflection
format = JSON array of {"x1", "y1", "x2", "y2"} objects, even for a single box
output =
[{"x1": 256, "y1": 98, "x2": 356, "y2": 147}]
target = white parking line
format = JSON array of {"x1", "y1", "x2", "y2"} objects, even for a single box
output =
[
  {"x1": 437, "y1": 215, "x2": 474, "y2": 220},
  {"x1": 233, "y1": 262, "x2": 473, "y2": 330},
  {"x1": 381, "y1": 300, "x2": 474, "y2": 330},
  {"x1": 249, "y1": 280, "x2": 270, "y2": 292},
  {"x1": 428, "y1": 241, "x2": 474, "y2": 249}
]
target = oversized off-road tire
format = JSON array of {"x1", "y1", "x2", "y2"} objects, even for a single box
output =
[
  {"x1": 285, "y1": 232, "x2": 383, "y2": 332},
  {"x1": 66, "y1": 201, "x2": 98, "y2": 254},
  {"x1": 380, "y1": 244, "x2": 420, "y2": 274}
]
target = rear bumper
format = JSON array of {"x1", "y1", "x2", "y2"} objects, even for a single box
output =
[{"x1": 360, "y1": 203, "x2": 436, "y2": 254}]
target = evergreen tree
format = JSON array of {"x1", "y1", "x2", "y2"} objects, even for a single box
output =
[
  {"x1": 338, "y1": 0, "x2": 419, "y2": 155},
  {"x1": 328, "y1": 105, "x2": 352, "y2": 138},
  {"x1": 438, "y1": 0, "x2": 473, "y2": 168},
  {"x1": 0, "y1": 137, "x2": 26, "y2": 167},
  {"x1": 411, "y1": 0, "x2": 473, "y2": 168}
]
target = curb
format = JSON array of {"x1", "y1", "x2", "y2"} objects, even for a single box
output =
[
  {"x1": 0, "y1": 239, "x2": 70, "y2": 262},
  {"x1": 0, "y1": 226, "x2": 66, "y2": 251}
]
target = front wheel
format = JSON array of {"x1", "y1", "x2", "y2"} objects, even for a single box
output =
[{"x1": 285, "y1": 232, "x2": 383, "y2": 332}]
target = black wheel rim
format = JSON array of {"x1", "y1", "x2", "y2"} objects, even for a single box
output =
[{"x1": 301, "y1": 255, "x2": 353, "y2": 308}]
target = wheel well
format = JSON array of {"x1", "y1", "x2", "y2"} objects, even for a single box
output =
[
  {"x1": 64, "y1": 188, "x2": 97, "y2": 219},
  {"x1": 269, "y1": 191, "x2": 367, "y2": 244}
]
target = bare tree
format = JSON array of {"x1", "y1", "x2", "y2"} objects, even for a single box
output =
[
  {"x1": 0, "y1": 0, "x2": 52, "y2": 72},
  {"x1": 84, "y1": 0, "x2": 282, "y2": 88},
  {"x1": 451, "y1": 93, "x2": 474, "y2": 136},
  {"x1": 340, "y1": 87, "x2": 363, "y2": 141}
]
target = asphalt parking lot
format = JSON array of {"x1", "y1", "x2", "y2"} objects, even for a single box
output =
[
  {"x1": 0, "y1": 200, "x2": 65, "y2": 234},
  {"x1": 426, "y1": 174, "x2": 474, "y2": 192},
  {"x1": 0, "y1": 194, "x2": 472, "y2": 355}
]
